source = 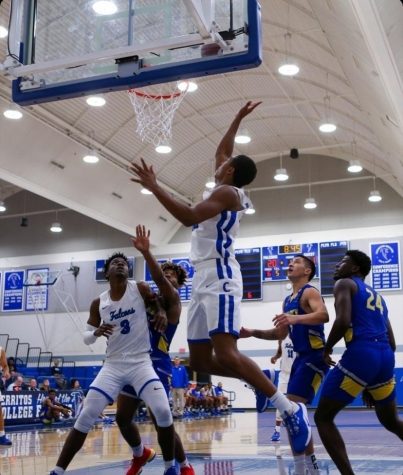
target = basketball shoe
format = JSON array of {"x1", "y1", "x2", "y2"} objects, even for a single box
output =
[
  {"x1": 254, "y1": 369, "x2": 275, "y2": 413},
  {"x1": 163, "y1": 467, "x2": 178, "y2": 475},
  {"x1": 282, "y1": 403, "x2": 311, "y2": 453},
  {"x1": 180, "y1": 464, "x2": 195, "y2": 475},
  {"x1": 126, "y1": 447, "x2": 156, "y2": 475},
  {"x1": 0, "y1": 435, "x2": 12, "y2": 445},
  {"x1": 271, "y1": 430, "x2": 281, "y2": 442}
]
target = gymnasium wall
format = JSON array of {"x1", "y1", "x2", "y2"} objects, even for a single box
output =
[{"x1": 1, "y1": 223, "x2": 403, "y2": 408}]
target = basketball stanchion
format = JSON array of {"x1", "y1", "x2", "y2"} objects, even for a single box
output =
[{"x1": 128, "y1": 81, "x2": 189, "y2": 147}]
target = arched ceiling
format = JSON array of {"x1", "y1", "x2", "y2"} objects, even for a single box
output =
[{"x1": 0, "y1": 0, "x2": 402, "y2": 245}]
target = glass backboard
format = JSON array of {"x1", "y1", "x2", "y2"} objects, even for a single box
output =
[{"x1": 4, "y1": 0, "x2": 261, "y2": 105}]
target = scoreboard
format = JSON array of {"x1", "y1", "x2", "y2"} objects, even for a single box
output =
[
  {"x1": 261, "y1": 243, "x2": 319, "y2": 282},
  {"x1": 319, "y1": 241, "x2": 349, "y2": 295},
  {"x1": 235, "y1": 247, "x2": 262, "y2": 300}
]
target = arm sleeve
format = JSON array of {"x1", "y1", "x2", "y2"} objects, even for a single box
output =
[{"x1": 83, "y1": 324, "x2": 98, "y2": 345}]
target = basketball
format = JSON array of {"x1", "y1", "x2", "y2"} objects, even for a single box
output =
[{"x1": 201, "y1": 42, "x2": 221, "y2": 57}]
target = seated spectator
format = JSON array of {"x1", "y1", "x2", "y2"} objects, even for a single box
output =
[
  {"x1": 51, "y1": 359, "x2": 66, "y2": 389},
  {"x1": 7, "y1": 375, "x2": 26, "y2": 392},
  {"x1": 6, "y1": 357, "x2": 16, "y2": 373},
  {"x1": 27, "y1": 378, "x2": 39, "y2": 391},
  {"x1": 40, "y1": 379, "x2": 51, "y2": 392},
  {"x1": 213, "y1": 382, "x2": 229, "y2": 411},
  {"x1": 70, "y1": 379, "x2": 82, "y2": 390},
  {"x1": 39, "y1": 389, "x2": 72, "y2": 424}
]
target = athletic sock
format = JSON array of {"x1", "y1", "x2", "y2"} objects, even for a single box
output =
[
  {"x1": 51, "y1": 467, "x2": 65, "y2": 475},
  {"x1": 0, "y1": 431, "x2": 5, "y2": 437},
  {"x1": 132, "y1": 442, "x2": 144, "y2": 457},
  {"x1": 164, "y1": 459, "x2": 175, "y2": 470},
  {"x1": 180, "y1": 458, "x2": 191, "y2": 468},
  {"x1": 306, "y1": 453, "x2": 321, "y2": 474},
  {"x1": 293, "y1": 454, "x2": 306, "y2": 475},
  {"x1": 269, "y1": 391, "x2": 298, "y2": 415}
]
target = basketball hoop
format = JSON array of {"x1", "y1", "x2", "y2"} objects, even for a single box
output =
[{"x1": 128, "y1": 82, "x2": 188, "y2": 147}]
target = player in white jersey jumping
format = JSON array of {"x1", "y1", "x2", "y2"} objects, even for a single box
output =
[
  {"x1": 130, "y1": 101, "x2": 311, "y2": 454},
  {"x1": 49, "y1": 253, "x2": 177, "y2": 475}
]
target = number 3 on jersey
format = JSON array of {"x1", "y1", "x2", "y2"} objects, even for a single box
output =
[
  {"x1": 120, "y1": 319, "x2": 131, "y2": 334},
  {"x1": 365, "y1": 288, "x2": 384, "y2": 315}
]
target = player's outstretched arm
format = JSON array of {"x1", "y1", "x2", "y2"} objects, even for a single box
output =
[
  {"x1": 130, "y1": 159, "x2": 239, "y2": 226},
  {"x1": 215, "y1": 101, "x2": 262, "y2": 169},
  {"x1": 239, "y1": 326, "x2": 287, "y2": 340}
]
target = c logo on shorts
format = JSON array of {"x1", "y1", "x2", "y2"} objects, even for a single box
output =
[{"x1": 223, "y1": 281, "x2": 231, "y2": 292}]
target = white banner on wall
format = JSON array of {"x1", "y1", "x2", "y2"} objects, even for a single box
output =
[{"x1": 25, "y1": 268, "x2": 50, "y2": 311}]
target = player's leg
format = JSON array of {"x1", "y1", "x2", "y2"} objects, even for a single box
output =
[
  {"x1": 132, "y1": 360, "x2": 175, "y2": 474},
  {"x1": 271, "y1": 375, "x2": 288, "y2": 442},
  {"x1": 116, "y1": 390, "x2": 156, "y2": 475},
  {"x1": 286, "y1": 353, "x2": 327, "y2": 473},
  {"x1": 373, "y1": 399, "x2": 403, "y2": 439},
  {"x1": 50, "y1": 389, "x2": 111, "y2": 473},
  {"x1": 314, "y1": 397, "x2": 353, "y2": 475},
  {"x1": 0, "y1": 399, "x2": 11, "y2": 445}
]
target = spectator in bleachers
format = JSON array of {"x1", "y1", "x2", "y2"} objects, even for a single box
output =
[
  {"x1": 0, "y1": 346, "x2": 12, "y2": 445},
  {"x1": 70, "y1": 379, "x2": 82, "y2": 390},
  {"x1": 27, "y1": 378, "x2": 39, "y2": 391},
  {"x1": 7, "y1": 375, "x2": 26, "y2": 392},
  {"x1": 6, "y1": 357, "x2": 16, "y2": 373},
  {"x1": 51, "y1": 359, "x2": 67, "y2": 389},
  {"x1": 40, "y1": 379, "x2": 51, "y2": 392}
]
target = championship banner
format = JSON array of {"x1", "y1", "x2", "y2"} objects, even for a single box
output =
[
  {"x1": 370, "y1": 241, "x2": 401, "y2": 291},
  {"x1": 2, "y1": 390, "x2": 84, "y2": 425},
  {"x1": 25, "y1": 268, "x2": 50, "y2": 311},
  {"x1": 1, "y1": 270, "x2": 25, "y2": 312}
]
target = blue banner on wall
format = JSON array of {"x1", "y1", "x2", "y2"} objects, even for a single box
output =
[
  {"x1": 370, "y1": 241, "x2": 401, "y2": 291},
  {"x1": 95, "y1": 257, "x2": 135, "y2": 282},
  {"x1": 2, "y1": 390, "x2": 84, "y2": 425},
  {"x1": 2, "y1": 270, "x2": 25, "y2": 312}
]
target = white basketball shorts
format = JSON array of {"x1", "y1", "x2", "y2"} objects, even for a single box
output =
[{"x1": 187, "y1": 258, "x2": 243, "y2": 342}]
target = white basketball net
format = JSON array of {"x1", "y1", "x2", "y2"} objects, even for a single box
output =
[{"x1": 128, "y1": 82, "x2": 188, "y2": 147}]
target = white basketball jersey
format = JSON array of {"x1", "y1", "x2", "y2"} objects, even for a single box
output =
[
  {"x1": 190, "y1": 187, "x2": 252, "y2": 265},
  {"x1": 99, "y1": 280, "x2": 151, "y2": 363},
  {"x1": 280, "y1": 336, "x2": 295, "y2": 375}
]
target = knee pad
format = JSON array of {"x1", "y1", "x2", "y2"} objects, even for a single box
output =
[
  {"x1": 74, "y1": 389, "x2": 109, "y2": 433},
  {"x1": 140, "y1": 381, "x2": 173, "y2": 427}
]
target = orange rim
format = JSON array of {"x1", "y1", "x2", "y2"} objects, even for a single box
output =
[{"x1": 128, "y1": 88, "x2": 183, "y2": 100}]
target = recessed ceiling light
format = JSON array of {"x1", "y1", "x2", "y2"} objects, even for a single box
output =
[
  {"x1": 3, "y1": 108, "x2": 23, "y2": 120},
  {"x1": 0, "y1": 26, "x2": 8, "y2": 38},
  {"x1": 83, "y1": 152, "x2": 99, "y2": 164},
  {"x1": 177, "y1": 81, "x2": 198, "y2": 92},
  {"x1": 86, "y1": 95, "x2": 106, "y2": 107},
  {"x1": 235, "y1": 133, "x2": 251, "y2": 144},
  {"x1": 155, "y1": 144, "x2": 172, "y2": 154},
  {"x1": 92, "y1": 1, "x2": 117, "y2": 15},
  {"x1": 0, "y1": 201, "x2": 6, "y2": 212},
  {"x1": 319, "y1": 122, "x2": 337, "y2": 133},
  {"x1": 278, "y1": 63, "x2": 299, "y2": 76},
  {"x1": 141, "y1": 188, "x2": 153, "y2": 195},
  {"x1": 205, "y1": 177, "x2": 216, "y2": 189}
]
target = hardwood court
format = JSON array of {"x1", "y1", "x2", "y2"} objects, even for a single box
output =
[{"x1": 0, "y1": 410, "x2": 402, "y2": 474}]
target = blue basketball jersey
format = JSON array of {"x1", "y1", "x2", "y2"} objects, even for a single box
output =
[
  {"x1": 149, "y1": 321, "x2": 178, "y2": 377},
  {"x1": 344, "y1": 277, "x2": 389, "y2": 345},
  {"x1": 283, "y1": 284, "x2": 326, "y2": 354}
]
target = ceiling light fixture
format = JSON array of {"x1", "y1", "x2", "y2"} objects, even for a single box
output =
[
  {"x1": 278, "y1": 31, "x2": 299, "y2": 76},
  {"x1": 319, "y1": 86, "x2": 336, "y2": 133},
  {"x1": 141, "y1": 188, "x2": 153, "y2": 195},
  {"x1": 304, "y1": 183, "x2": 317, "y2": 209},
  {"x1": 0, "y1": 26, "x2": 8, "y2": 38},
  {"x1": 86, "y1": 95, "x2": 106, "y2": 107},
  {"x1": 50, "y1": 222, "x2": 63, "y2": 233},
  {"x1": 92, "y1": 1, "x2": 117, "y2": 15},
  {"x1": 83, "y1": 150, "x2": 99, "y2": 164},
  {"x1": 0, "y1": 201, "x2": 6, "y2": 212},
  {"x1": 3, "y1": 105, "x2": 23, "y2": 120},
  {"x1": 177, "y1": 81, "x2": 198, "y2": 92},
  {"x1": 274, "y1": 153, "x2": 289, "y2": 181},
  {"x1": 205, "y1": 177, "x2": 216, "y2": 189},
  {"x1": 347, "y1": 160, "x2": 362, "y2": 173},
  {"x1": 319, "y1": 122, "x2": 337, "y2": 133},
  {"x1": 235, "y1": 130, "x2": 251, "y2": 144},
  {"x1": 155, "y1": 144, "x2": 172, "y2": 154},
  {"x1": 368, "y1": 177, "x2": 382, "y2": 202}
]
